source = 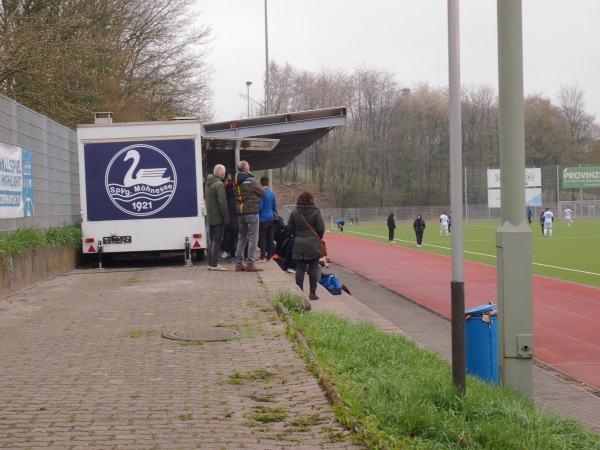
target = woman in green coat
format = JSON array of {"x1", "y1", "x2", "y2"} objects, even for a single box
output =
[{"x1": 287, "y1": 191, "x2": 325, "y2": 300}]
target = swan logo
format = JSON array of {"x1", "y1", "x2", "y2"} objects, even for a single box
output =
[{"x1": 105, "y1": 144, "x2": 177, "y2": 217}]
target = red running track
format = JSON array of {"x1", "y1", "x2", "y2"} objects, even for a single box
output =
[{"x1": 325, "y1": 231, "x2": 600, "y2": 390}]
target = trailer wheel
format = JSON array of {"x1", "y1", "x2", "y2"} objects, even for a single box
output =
[{"x1": 194, "y1": 249, "x2": 205, "y2": 261}]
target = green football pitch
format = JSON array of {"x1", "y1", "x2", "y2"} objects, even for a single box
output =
[{"x1": 334, "y1": 219, "x2": 600, "y2": 288}]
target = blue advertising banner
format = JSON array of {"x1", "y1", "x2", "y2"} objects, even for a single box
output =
[
  {"x1": 0, "y1": 143, "x2": 33, "y2": 218},
  {"x1": 22, "y1": 149, "x2": 33, "y2": 216},
  {"x1": 84, "y1": 139, "x2": 198, "y2": 221}
]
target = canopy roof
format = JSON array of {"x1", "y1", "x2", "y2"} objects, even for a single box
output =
[{"x1": 202, "y1": 106, "x2": 346, "y2": 171}]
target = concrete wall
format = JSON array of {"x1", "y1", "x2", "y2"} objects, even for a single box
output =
[{"x1": 0, "y1": 247, "x2": 78, "y2": 297}]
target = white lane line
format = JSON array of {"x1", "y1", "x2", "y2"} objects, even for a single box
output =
[{"x1": 344, "y1": 230, "x2": 600, "y2": 277}]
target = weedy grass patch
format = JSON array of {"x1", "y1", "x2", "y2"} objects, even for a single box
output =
[
  {"x1": 280, "y1": 297, "x2": 600, "y2": 449},
  {"x1": 249, "y1": 406, "x2": 289, "y2": 424},
  {"x1": 229, "y1": 369, "x2": 275, "y2": 385},
  {"x1": 126, "y1": 329, "x2": 154, "y2": 339},
  {"x1": 0, "y1": 225, "x2": 82, "y2": 257},
  {"x1": 272, "y1": 289, "x2": 306, "y2": 313}
]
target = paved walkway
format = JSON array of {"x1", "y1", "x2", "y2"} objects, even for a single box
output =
[
  {"x1": 1, "y1": 256, "x2": 598, "y2": 450},
  {"x1": 0, "y1": 260, "x2": 362, "y2": 449}
]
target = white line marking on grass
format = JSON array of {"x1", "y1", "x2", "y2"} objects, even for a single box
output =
[
  {"x1": 346, "y1": 230, "x2": 600, "y2": 277},
  {"x1": 532, "y1": 263, "x2": 600, "y2": 277}
]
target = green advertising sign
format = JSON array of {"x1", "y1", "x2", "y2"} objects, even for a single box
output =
[{"x1": 562, "y1": 167, "x2": 600, "y2": 188}]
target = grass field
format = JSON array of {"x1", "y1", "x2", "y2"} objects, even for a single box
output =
[{"x1": 331, "y1": 219, "x2": 600, "y2": 288}]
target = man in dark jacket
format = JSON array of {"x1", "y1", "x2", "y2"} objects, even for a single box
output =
[
  {"x1": 205, "y1": 164, "x2": 229, "y2": 271},
  {"x1": 413, "y1": 214, "x2": 426, "y2": 247},
  {"x1": 387, "y1": 213, "x2": 396, "y2": 244},
  {"x1": 233, "y1": 160, "x2": 265, "y2": 272}
]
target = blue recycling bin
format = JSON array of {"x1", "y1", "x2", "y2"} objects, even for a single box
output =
[{"x1": 465, "y1": 304, "x2": 498, "y2": 383}]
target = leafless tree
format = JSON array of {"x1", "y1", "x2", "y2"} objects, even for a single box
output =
[
  {"x1": 557, "y1": 84, "x2": 595, "y2": 148},
  {"x1": 346, "y1": 67, "x2": 403, "y2": 198},
  {"x1": 325, "y1": 130, "x2": 369, "y2": 208},
  {"x1": 461, "y1": 84, "x2": 499, "y2": 168},
  {"x1": 524, "y1": 93, "x2": 579, "y2": 166},
  {"x1": 0, "y1": 0, "x2": 213, "y2": 127}
]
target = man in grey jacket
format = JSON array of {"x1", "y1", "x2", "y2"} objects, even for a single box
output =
[
  {"x1": 205, "y1": 164, "x2": 229, "y2": 271},
  {"x1": 233, "y1": 160, "x2": 265, "y2": 272}
]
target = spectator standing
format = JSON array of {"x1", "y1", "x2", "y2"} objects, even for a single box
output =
[
  {"x1": 564, "y1": 206, "x2": 573, "y2": 226},
  {"x1": 257, "y1": 176, "x2": 277, "y2": 262},
  {"x1": 413, "y1": 214, "x2": 426, "y2": 247},
  {"x1": 287, "y1": 191, "x2": 325, "y2": 301},
  {"x1": 543, "y1": 206, "x2": 554, "y2": 237},
  {"x1": 233, "y1": 160, "x2": 265, "y2": 272},
  {"x1": 439, "y1": 211, "x2": 449, "y2": 237},
  {"x1": 387, "y1": 213, "x2": 396, "y2": 243},
  {"x1": 274, "y1": 220, "x2": 297, "y2": 273},
  {"x1": 527, "y1": 206, "x2": 532, "y2": 225},
  {"x1": 222, "y1": 174, "x2": 238, "y2": 262},
  {"x1": 205, "y1": 164, "x2": 229, "y2": 271}
]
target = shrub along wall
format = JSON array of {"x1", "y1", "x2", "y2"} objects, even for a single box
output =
[{"x1": 0, "y1": 246, "x2": 78, "y2": 297}]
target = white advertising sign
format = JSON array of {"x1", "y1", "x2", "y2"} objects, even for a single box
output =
[
  {"x1": 0, "y1": 142, "x2": 34, "y2": 218},
  {"x1": 487, "y1": 168, "x2": 542, "y2": 208}
]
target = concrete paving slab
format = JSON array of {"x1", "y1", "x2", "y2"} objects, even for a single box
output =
[{"x1": 0, "y1": 260, "x2": 363, "y2": 449}]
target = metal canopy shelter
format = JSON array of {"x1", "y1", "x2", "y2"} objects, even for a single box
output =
[{"x1": 202, "y1": 106, "x2": 346, "y2": 171}]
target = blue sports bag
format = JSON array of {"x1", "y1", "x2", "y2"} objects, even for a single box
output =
[{"x1": 318, "y1": 274, "x2": 342, "y2": 295}]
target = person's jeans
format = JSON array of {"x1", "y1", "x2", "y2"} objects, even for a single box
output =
[
  {"x1": 223, "y1": 223, "x2": 238, "y2": 257},
  {"x1": 295, "y1": 258, "x2": 321, "y2": 292},
  {"x1": 258, "y1": 220, "x2": 274, "y2": 258},
  {"x1": 235, "y1": 214, "x2": 259, "y2": 266},
  {"x1": 208, "y1": 223, "x2": 225, "y2": 267}
]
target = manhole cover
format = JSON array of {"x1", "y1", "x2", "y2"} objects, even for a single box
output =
[{"x1": 162, "y1": 327, "x2": 238, "y2": 342}]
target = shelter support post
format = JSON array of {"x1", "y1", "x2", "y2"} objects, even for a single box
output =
[{"x1": 234, "y1": 140, "x2": 241, "y2": 169}]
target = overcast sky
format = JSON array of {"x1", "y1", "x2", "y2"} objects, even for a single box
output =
[{"x1": 196, "y1": 0, "x2": 600, "y2": 124}]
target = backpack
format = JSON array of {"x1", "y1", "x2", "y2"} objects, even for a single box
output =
[{"x1": 318, "y1": 274, "x2": 342, "y2": 295}]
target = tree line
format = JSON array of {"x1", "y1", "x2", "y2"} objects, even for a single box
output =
[
  {"x1": 2, "y1": 2, "x2": 598, "y2": 208},
  {"x1": 0, "y1": 0, "x2": 213, "y2": 128},
  {"x1": 264, "y1": 62, "x2": 600, "y2": 207}
]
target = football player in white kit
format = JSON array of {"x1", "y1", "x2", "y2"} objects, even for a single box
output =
[
  {"x1": 564, "y1": 206, "x2": 573, "y2": 226},
  {"x1": 439, "y1": 212, "x2": 449, "y2": 237},
  {"x1": 543, "y1": 207, "x2": 554, "y2": 237}
]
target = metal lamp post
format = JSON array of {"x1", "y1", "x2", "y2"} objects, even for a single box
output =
[{"x1": 245, "y1": 81, "x2": 252, "y2": 118}]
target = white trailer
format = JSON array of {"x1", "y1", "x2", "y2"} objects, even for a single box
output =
[
  {"x1": 77, "y1": 114, "x2": 207, "y2": 265},
  {"x1": 77, "y1": 108, "x2": 343, "y2": 266}
]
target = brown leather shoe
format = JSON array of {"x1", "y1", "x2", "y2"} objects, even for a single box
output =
[
  {"x1": 244, "y1": 266, "x2": 263, "y2": 272},
  {"x1": 235, "y1": 265, "x2": 246, "y2": 272}
]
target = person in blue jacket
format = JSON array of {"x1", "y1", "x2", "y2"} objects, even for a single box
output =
[{"x1": 257, "y1": 176, "x2": 277, "y2": 262}]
